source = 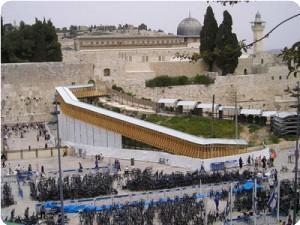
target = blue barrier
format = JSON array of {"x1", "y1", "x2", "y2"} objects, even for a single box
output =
[{"x1": 40, "y1": 180, "x2": 263, "y2": 214}]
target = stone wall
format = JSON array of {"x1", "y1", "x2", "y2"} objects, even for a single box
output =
[
  {"x1": 149, "y1": 61, "x2": 208, "y2": 77},
  {"x1": 1, "y1": 62, "x2": 94, "y2": 123},
  {"x1": 2, "y1": 47, "x2": 298, "y2": 124},
  {"x1": 120, "y1": 65, "x2": 300, "y2": 111}
]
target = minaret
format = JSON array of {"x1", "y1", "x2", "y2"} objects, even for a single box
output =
[{"x1": 251, "y1": 11, "x2": 265, "y2": 55}]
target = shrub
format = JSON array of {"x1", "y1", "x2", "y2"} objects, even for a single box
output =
[
  {"x1": 270, "y1": 135, "x2": 280, "y2": 144},
  {"x1": 111, "y1": 107, "x2": 121, "y2": 113},
  {"x1": 146, "y1": 75, "x2": 172, "y2": 87},
  {"x1": 145, "y1": 74, "x2": 214, "y2": 87},
  {"x1": 112, "y1": 84, "x2": 124, "y2": 92},
  {"x1": 248, "y1": 124, "x2": 261, "y2": 133},
  {"x1": 175, "y1": 76, "x2": 189, "y2": 85},
  {"x1": 193, "y1": 74, "x2": 214, "y2": 85}
]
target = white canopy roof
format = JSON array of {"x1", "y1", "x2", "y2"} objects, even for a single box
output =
[
  {"x1": 196, "y1": 103, "x2": 219, "y2": 109},
  {"x1": 158, "y1": 98, "x2": 179, "y2": 104},
  {"x1": 262, "y1": 111, "x2": 277, "y2": 117},
  {"x1": 57, "y1": 86, "x2": 247, "y2": 146},
  {"x1": 219, "y1": 106, "x2": 236, "y2": 112},
  {"x1": 177, "y1": 101, "x2": 198, "y2": 107},
  {"x1": 275, "y1": 112, "x2": 297, "y2": 118},
  {"x1": 240, "y1": 109, "x2": 262, "y2": 116}
]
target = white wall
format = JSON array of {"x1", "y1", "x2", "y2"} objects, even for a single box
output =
[{"x1": 58, "y1": 111, "x2": 122, "y2": 149}]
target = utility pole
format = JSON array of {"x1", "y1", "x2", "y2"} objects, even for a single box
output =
[
  {"x1": 293, "y1": 81, "x2": 299, "y2": 224},
  {"x1": 277, "y1": 179, "x2": 280, "y2": 222},
  {"x1": 253, "y1": 178, "x2": 257, "y2": 225},
  {"x1": 54, "y1": 95, "x2": 65, "y2": 225},
  {"x1": 211, "y1": 94, "x2": 215, "y2": 138},
  {"x1": 230, "y1": 182, "x2": 233, "y2": 225},
  {"x1": 234, "y1": 91, "x2": 239, "y2": 139}
]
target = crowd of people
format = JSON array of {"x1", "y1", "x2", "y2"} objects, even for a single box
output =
[
  {"x1": 2, "y1": 122, "x2": 52, "y2": 152},
  {"x1": 238, "y1": 154, "x2": 274, "y2": 170}
]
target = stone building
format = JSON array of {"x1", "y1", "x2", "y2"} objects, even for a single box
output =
[{"x1": 74, "y1": 14, "x2": 201, "y2": 50}]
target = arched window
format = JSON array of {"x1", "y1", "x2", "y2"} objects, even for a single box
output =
[
  {"x1": 261, "y1": 58, "x2": 264, "y2": 64},
  {"x1": 88, "y1": 80, "x2": 96, "y2": 86},
  {"x1": 243, "y1": 68, "x2": 248, "y2": 75},
  {"x1": 279, "y1": 76, "x2": 282, "y2": 80},
  {"x1": 104, "y1": 68, "x2": 111, "y2": 76}
]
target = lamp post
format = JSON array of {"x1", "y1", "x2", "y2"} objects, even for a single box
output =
[
  {"x1": 293, "y1": 81, "x2": 299, "y2": 224},
  {"x1": 54, "y1": 95, "x2": 65, "y2": 225},
  {"x1": 285, "y1": 81, "x2": 300, "y2": 224}
]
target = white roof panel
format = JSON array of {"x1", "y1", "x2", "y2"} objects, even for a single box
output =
[
  {"x1": 56, "y1": 86, "x2": 247, "y2": 146},
  {"x1": 177, "y1": 101, "x2": 198, "y2": 107},
  {"x1": 275, "y1": 112, "x2": 297, "y2": 118},
  {"x1": 196, "y1": 103, "x2": 217, "y2": 109},
  {"x1": 158, "y1": 98, "x2": 179, "y2": 104},
  {"x1": 219, "y1": 106, "x2": 236, "y2": 112},
  {"x1": 262, "y1": 111, "x2": 277, "y2": 117},
  {"x1": 64, "y1": 84, "x2": 94, "y2": 89},
  {"x1": 240, "y1": 109, "x2": 262, "y2": 116}
]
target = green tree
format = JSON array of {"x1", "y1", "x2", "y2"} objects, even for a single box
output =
[
  {"x1": 138, "y1": 23, "x2": 147, "y2": 31},
  {"x1": 215, "y1": 10, "x2": 241, "y2": 75},
  {"x1": 1, "y1": 18, "x2": 62, "y2": 63},
  {"x1": 69, "y1": 25, "x2": 78, "y2": 37},
  {"x1": 200, "y1": 6, "x2": 218, "y2": 71}
]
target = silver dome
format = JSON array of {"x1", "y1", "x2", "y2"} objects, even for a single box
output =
[{"x1": 177, "y1": 16, "x2": 202, "y2": 37}]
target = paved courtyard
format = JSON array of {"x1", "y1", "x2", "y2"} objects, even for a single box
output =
[{"x1": 1, "y1": 128, "x2": 299, "y2": 224}]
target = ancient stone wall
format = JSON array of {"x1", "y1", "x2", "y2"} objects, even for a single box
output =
[
  {"x1": 149, "y1": 61, "x2": 208, "y2": 77},
  {"x1": 2, "y1": 47, "x2": 298, "y2": 124},
  {"x1": 120, "y1": 65, "x2": 300, "y2": 111},
  {"x1": 1, "y1": 62, "x2": 94, "y2": 123}
]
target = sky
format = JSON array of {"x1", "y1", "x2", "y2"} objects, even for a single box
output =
[{"x1": 1, "y1": 1, "x2": 300, "y2": 50}]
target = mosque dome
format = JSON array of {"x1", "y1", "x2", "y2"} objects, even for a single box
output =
[{"x1": 177, "y1": 15, "x2": 202, "y2": 37}]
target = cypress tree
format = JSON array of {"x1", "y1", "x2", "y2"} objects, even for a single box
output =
[
  {"x1": 215, "y1": 10, "x2": 242, "y2": 75},
  {"x1": 200, "y1": 6, "x2": 218, "y2": 71}
]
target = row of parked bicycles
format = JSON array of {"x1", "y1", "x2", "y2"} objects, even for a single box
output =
[
  {"x1": 233, "y1": 179, "x2": 299, "y2": 216},
  {"x1": 29, "y1": 172, "x2": 117, "y2": 201},
  {"x1": 79, "y1": 194, "x2": 227, "y2": 225},
  {"x1": 3, "y1": 208, "x2": 69, "y2": 225},
  {"x1": 27, "y1": 168, "x2": 256, "y2": 202},
  {"x1": 123, "y1": 168, "x2": 254, "y2": 191},
  {"x1": 1, "y1": 182, "x2": 15, "y2": 208}
]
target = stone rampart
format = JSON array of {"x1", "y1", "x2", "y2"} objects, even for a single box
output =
[
  {"x1": 121, "y1": 66, "x2": 300, "y2": 111},
  {"x1": 150, "y1": 61, "x2": 208, "y2": 77},
  {"x1": 1, "y1": 62, "x2": 94, "y2": 123}
]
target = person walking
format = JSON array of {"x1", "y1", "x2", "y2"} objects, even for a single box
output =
[
  {"x1": 41, "y1": 165, "x2": 45, "y2": 175},
  {"x1": 214, "y1": 194, "x2": 220, "y2": 211},
  {"x1": 262, "y1": 156, "x2": 267, "y2": 169},
  {"x1": 78, "y1": 162, "x2": 83, "y2": 172},
  {"x1": 95, "y1": 158, "x2": 99, "y2": 170},
  {"x1": 287, "y1": 215, "x2": 292, "y2": 225},
  {"x1": 28, "y1": 164, "x2": 32, "y2": 172},
  {"x1": 239, "y1": 157, "x2": 243, "y2": 169},
  {"x1": 1, "y1": 153, "x2": 7, "y2": 168},
  {"x1": 247, "y1": 155, "x2": 251, "y2": 165}
]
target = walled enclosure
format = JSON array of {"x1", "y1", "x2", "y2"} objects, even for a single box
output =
[{"x1": 2, "y1": 47, "x2": 300, "y2": 124}]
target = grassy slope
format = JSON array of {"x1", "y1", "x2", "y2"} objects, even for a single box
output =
[{"x1": 145, "y1": 114, "x2": 236, "y2": 139}]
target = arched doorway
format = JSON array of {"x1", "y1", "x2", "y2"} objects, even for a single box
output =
[{"x1": 88, "y1": 79, "x2": 96, "y2": 86}]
